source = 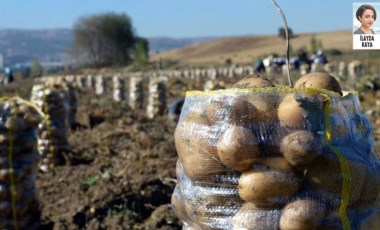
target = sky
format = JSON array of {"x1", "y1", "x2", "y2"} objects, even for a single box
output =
[{"x1": 1, "y1": 0, "x2": 380, "y2": 38}]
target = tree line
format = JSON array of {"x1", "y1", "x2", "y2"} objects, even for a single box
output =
[{"x1": 71, "y1": 12, "x2": 149, "y2": 68}]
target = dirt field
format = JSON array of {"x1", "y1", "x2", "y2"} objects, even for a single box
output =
[{"x1": 0, "y1": 69, "x2": 379, "y2": 229}]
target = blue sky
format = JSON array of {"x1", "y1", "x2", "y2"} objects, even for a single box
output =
[{"x1": 1, "y1": 0, "x2": 379, "y2": 38}]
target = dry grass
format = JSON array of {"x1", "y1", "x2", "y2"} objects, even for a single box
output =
[{"x1": 150, "y1": 30, "x2": 352, "y2": 64}]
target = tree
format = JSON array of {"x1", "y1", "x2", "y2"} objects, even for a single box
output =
[
  {"x1": 133, "y1": 37, "x2": 149, "y2": 66},
  {"x1": 30, "y1": 59, "x2": 43, "y2": 77},
  {"x1": 309, "y1": 35, "x2": 318, "y2": 53},
  {"x1": 278, "y1": 27, "x2": 293, "y2": 40},
  {"x1": 71, "y1": 13, "x2": 137, "y2": 67}
]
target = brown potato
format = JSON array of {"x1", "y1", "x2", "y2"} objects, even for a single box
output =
[
  {"x1": 281, "y1": 130, "x2": 321, "y2": 167},
  {"x1": 217, "y1": 125, "x2": 259, "y2": 171},
  {"x1": 305, "y1": 155, "x2": 366, "y2": 206},
  {"x1": 278, "y1": 94, "x2": 307, "y2": 129},
  {"x1": 328, "y1": 102, "x2": 351, "y2": 142},
  {"x1": 180, "y1": 152, "x2": 224, "y2": 182},
  {"x1": 186, "y1": 102, "x2": 210, "y2": 125},
  {"x1": 278, "y1": 93, "x2": 325, "y2": 131},
  {"x1": 232, "y1": 202, "x2": 281, "y2": 230},
  {"x1": 294, "y1": 72, "x2": 342, "y2": 95},
  {"x1": 280, "y1": 199, "x2": 326, "y2": 230},
  {"x1": 206, "y1": 99, "x2": 226, "y2": 124},
  {"x1": 233, "y1": 74, "x2": 274, "y2": 89},
  {"x1": 183, "y1": 194, "x2": 231, "y2": 230},
  {"x1": 238, "y1": 162, "x2": 300, "y2": 205},
  {"x1": 0, "y1": 184, "x2": 24, "y2": 201},
  {"x1": 0, "y1": 168, "x2": 24, "y2": 183},
  {"x1": 174, "y1": 119, "x2": 220, "y2": 159},
  {"x1": 246, "y1": 95, "x2": 278, "y2": 124},
  {"x1": 207, "y1": 97, "x2": 260, "y2": 125},
  {"x1": 256, "y1": 157, "x2": 294, "y2": 172}
]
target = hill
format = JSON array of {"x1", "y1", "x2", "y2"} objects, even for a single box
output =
[
  {"x1": 148, "y1": 36, "x2": 220, "y2": 53},
  {"x1": 0, "y1": 29, "x2": 73, "y2": 67},
  {"x1": 0, "y1": 29, "x2": 220, "y2": 67},
  {"x1": 150, "y1": 30, "x2": 353, "y2": 64}
]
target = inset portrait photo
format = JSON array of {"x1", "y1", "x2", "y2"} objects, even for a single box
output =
[{"x1": 353, "y1": 2, "x2": 380, "y2": 49}]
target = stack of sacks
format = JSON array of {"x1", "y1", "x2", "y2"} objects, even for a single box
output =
[
  {"x1": 113, "y1": 75, "x2": 125, "y2": 102},
  {"x1": 0, "y1": 97, "x2": 43, "y2": 229},
  {"x1": 31, "y1": 82, "x2": 70, "y2": 171},
  {"x1": 129, "y1": 75, "x2": 145, "y2": 110},
  {"x1": 146, "y1": 77, "x2": 167, "y2": 119}
]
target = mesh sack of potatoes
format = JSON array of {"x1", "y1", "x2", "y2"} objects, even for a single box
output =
[
  {"x1": 129, "y1": 74, "x2": 145, "y2": 110},
  {"x1": 146, "y1": 77, "x2": 167, "y2": 119},
  {"x1": 173, "y1": 73, "x2": 380, "y2": 230},
  {"x1": 0, "y1": 97, "x2": 43, "y2": 229},
  {"x1": 30, "y1": 82, "x2": 70, "y2": 171},
  {"x1": 62, "y1": 80, "x2": 78, "y2": 127},
  {"x1": 51, "y1": 78, "x2": 78, "y2": 127}
]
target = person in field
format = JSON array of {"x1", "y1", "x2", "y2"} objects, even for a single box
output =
[{"x1": 3, "y1": 67, "x2": 14, "y2": 84}]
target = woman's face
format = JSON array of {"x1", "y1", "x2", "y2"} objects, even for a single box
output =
[{"x1": 359, "y1": 9, "x2": 375, "y2": 28}]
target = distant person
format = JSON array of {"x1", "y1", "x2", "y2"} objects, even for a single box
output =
[
  {"x1": 312, "y1": 50, "x2": 328, "y2": 65},
  {"x1": 254, "y1": 59, "x2": 265, "y2": 73},
  {"x1": 289, "y1": 56, "x2": 300, "y2": 70},
  {"x1": 168, "y1": 98, "x2": 184, "y2": 123},
  {"x1": 4, "y1": 67, "x2": 14, "y2": 84},
  {"x1": 354, "y1": 4, "x2": 377, "y2": 34},
  {"x1": 297, "y1": 50, "x2": 310, "y2": 66},
  {"x1": 157, "y1": 58, "x2": 164, "y2": 76}
]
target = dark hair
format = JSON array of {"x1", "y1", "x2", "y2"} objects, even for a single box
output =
[{"x1": 356, "y1": 4, "x2": 377, "y2": 21}]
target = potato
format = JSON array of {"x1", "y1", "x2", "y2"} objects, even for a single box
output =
[
  {"x1": 294, "y1": 72, "x2": 342, "y2": 95},
  {"x1": 305, "y1": 155, "x2": 366, "y2": 206},
  {"x1": 278, "y1": 94, "x2": 307, "y2": 129},
  {"x1": 206, "y1": 99, "x2": 226, "y2": 124},
  {"x1": 257, "y1": 157, "x2": 294, "y2": 171},
  {"x1": 174, "y1": 119, "x2": 218, "y2": 159},
  {"x1": 232, "y1": 202, "x2": 281, "y2": 230},
  {"x1": 328, "y1": 102, "x2": 351, "y2": 142},
  {"x1": 278, "y1": 94, "x2": 324, "y2": 131},
  {"x1": 233, "y1": 74, "x2": 274, "y2": 88},
  {"x1": 217, "y1": 125, "x2": 259, "y2": 171},
  {"x1": 0, "y1": 168, "x2": 24, "y2": 183},
  {"x1": 238, "y1": 160, "x2": 300, "y2": 206},
  {"x1": 207, "y1": 97, "x2": 259, "y2": 125},
  {"x1": 183, "y1": 194, "x2": 232, "y2": 230},
  {"x1": 281, "y1": 130, "x2": 321, "y2": 167},
  {"x1": 280, "y1": 199, "x2": 326, "y2": 230},
  {"x1": 246, "y1": 95, "x2": 278, "y2": 124},
  {"x1": 180, "y1": 152, "x2": 224, "y2": 182},
  {"x1": 185, "y1": 102, "x2": 210, "y2": 125},
  {"x1": 0, "y1": 184, "x2": 24, "y2": 201}
]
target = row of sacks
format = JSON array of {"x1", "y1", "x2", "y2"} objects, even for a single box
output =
[
  {"x1": 128, "y1": 60, "x2": 363, "y2": 80},
  {"x1": 49, "y1": 75, "x2": 170, "y2": 119},
  {"x1": 173, "y1": 72, "x2": 380, "y2": 230}
]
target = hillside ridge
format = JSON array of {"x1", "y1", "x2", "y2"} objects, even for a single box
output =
[{"x1": 150, "y1": 30, "x2": 352, "y2": 64}]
